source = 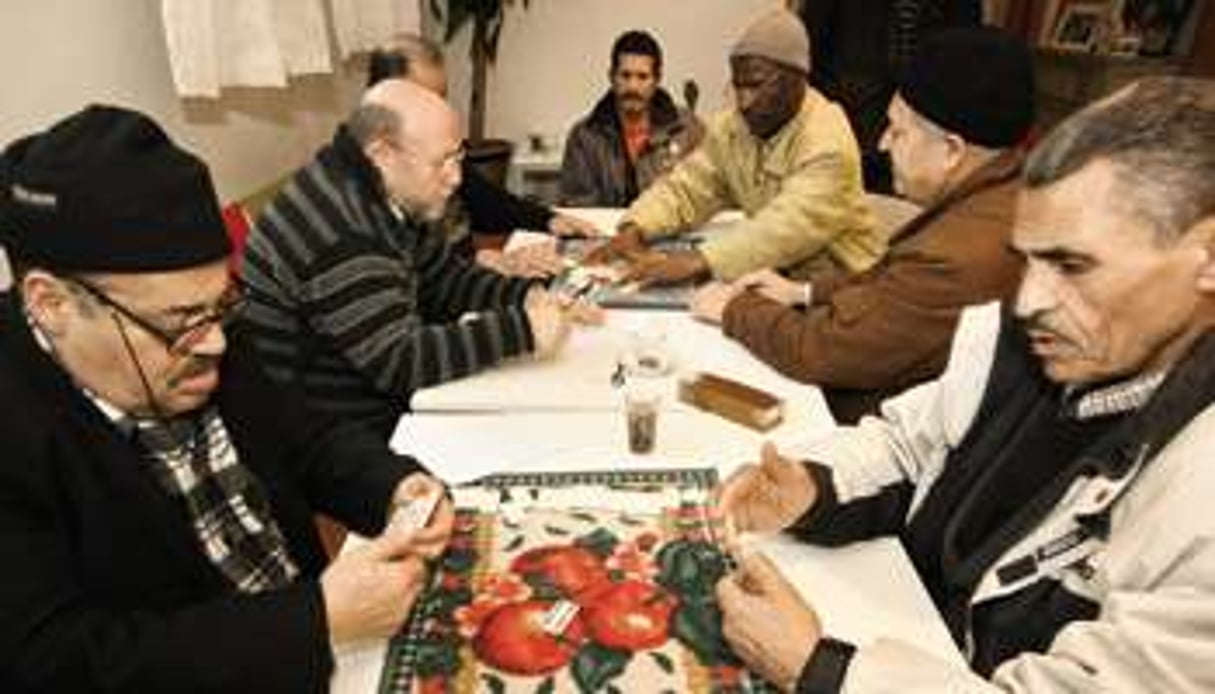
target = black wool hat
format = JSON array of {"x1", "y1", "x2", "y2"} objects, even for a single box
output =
[
  {"x1": 898, "y1": 27, "x2": 1036, "y2": 149},
  {"x1": 0, "y1": 105, "x2": 231, "y2": 273}
]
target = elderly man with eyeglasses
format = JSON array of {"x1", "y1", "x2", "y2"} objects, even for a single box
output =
[
  {"x1": 239, "y1": 79, "x2": 596, "y2": 441},
  {"x1": 0, "y1": 105, "x2": 455, "y2": 692}
]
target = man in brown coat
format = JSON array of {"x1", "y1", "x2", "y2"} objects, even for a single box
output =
[{"x1": 691, "y1": 27, "x2": 1034, "y2": 422}]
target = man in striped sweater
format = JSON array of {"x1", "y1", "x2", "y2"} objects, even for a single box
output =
[{"x1": 240, "y1": 80, "x2": 574, "y2": 438}]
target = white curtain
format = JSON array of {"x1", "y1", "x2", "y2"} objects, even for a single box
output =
[
  {"x1": 162, "y1": 0, "x2": 333, "y2": 98},
  {"x1": 328, "y1": 0, "x2": 422, "y2": 59}
]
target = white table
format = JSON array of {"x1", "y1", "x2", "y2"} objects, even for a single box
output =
[
  {"x1": 412, "y1": 310, "x2": 833, "y2": 431},
  {"x1": 330, "y1": 413, "x2": 964, "y2": 693},
  {"x1": 330, "y1": 198, "x2": 962, "y2": 690}
]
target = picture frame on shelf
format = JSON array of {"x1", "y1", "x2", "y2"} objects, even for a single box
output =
[
  {"x1": 1120, "y1": 0, "x2": 1196, "y2": 55},
  {"x1": 1051, "y1": 2, "x2": 1110, "y2": 51}
]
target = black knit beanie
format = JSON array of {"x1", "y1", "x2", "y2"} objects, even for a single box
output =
[
  {"x1": 0, "y1": 105, "x2": 230, "y2": 273},
  {"x1": 898, "y1": 27, "x2": 1036, "y2": 148}
]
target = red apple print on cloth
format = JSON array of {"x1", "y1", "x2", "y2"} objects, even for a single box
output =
[
  {"x1": 472, "y1": 600, "x2": 586, "y2": 676},
  {"x1": 606, "y1": 538, "x2": 659, "y2": 580},
  {"x1": 585, "y1": 579, "x2": 677, "y2": 651},
  {"x1": 511, "y1": 545, "x2": 611, "y2": 603},
  {"x1": 454, "y1": 573, "x2": 531, "y2": 639}
]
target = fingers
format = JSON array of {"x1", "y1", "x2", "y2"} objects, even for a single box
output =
[
  {"x1": 716, "y1": 463, "x2": 760, "y2": 534},
  {"x1": 760, "y1": 441, "x2": 800, "y2": 485},
  {"x1": 714, "y1": 569, "x2": 747, "y2": 612},
  {"x1": 733, "y1": 551, "x2": 793, "y2": 596},
  {"x1": 366, "y1": 521, "x2": 422, "y2": 561}
]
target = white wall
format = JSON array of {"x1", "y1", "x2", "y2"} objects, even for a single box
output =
[
  {"x1": 1, "y1": 0, "x2": 786, "y2": 199},
  {"x1": 441, "y1": 0, "x2": 781, "y2": 148},
  {"x1": 0, "y1": 0, "x2": 364, "y2": 202}
]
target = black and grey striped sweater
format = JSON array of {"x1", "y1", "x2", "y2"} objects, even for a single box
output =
[{"x1": 239, "y1": 126, "x2": 537, "y2": 438}]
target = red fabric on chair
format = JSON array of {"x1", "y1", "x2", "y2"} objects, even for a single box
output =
[{"x1": 221, "y1": 203, "x2": 251, "y2": 276}]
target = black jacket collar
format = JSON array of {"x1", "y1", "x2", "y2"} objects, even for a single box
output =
[{"x1": 587, "y1": 87, "x2": 682, "y2": 135}]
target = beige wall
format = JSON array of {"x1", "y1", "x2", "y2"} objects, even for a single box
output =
[
  {"x1": 440, "y1": 0, "x2": 781, "y2": 148},
  {"x1": 0, "y1": 0, "x2": 364, "y2": 203}
]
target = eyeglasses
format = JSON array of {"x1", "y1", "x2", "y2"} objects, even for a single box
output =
[
  {"x1": 388, "y1": 138, "x2": 465, "y2": 173},
  {"x1": 69, "y1": 277, "x2": 245, "y2": 356}
]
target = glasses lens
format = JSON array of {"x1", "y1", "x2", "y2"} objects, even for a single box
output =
[{"x1": 169, "y1": 289, "x2": 245, "y2": 355}]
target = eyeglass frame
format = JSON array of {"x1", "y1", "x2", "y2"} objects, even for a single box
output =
[
  {"x1": 68, "y1": 275, "x2": 245, "y2": 356},
  {"x1": 384, "y1": 136, "x2": 466, "y2": 174}
]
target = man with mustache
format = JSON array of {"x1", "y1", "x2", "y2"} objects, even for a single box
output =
[
  {"x1": 587, "y1": 9, "x2": 882, "y2": 287},
  {"x1": 560, "y1": 29, "x2": 703, "y2": 207},
  {"x1": 713, "y1": 77, "x2": 1215, "y2": 692},
  {"x1": 0, "y1": 106, "x2": 454, "y2": 691}
]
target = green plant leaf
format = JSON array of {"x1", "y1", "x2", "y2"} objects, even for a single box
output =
[
  {"x1": 571, "y1": 642, "x2": 631, "y2": 693},
  {"x1": 481, "y1": 672, "x2": 506, "y2": 694},
  {"x1": 413, "y1": 634, "x2": 462, "y2": 677},
  {"x1": 575, "y1": 527, "x2": 620, "y2": 558},
  {"x1": 669, "y1": 602, "x2": 737, "y2": 667},
  {"x1": 649, "y1": 650, "x2": 675, "y2": 674},
  {"x1": 441, "y1": 546, "x2": 477, "y2": 574},
  {"x1": 656, "y1": 540, "x2": 728, "y2": 598}
]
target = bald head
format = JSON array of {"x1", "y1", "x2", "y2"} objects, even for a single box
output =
[
  {"x1": 354, "y1": 79, "x2": 463, "y2": 220},
  {"x1": 360, "y1": 78, "x2": 457, "y2": 145}
]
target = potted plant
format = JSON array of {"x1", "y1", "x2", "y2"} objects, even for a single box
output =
[{"x1": 430, "y1": 0, "x2": 531, "y2": 185}]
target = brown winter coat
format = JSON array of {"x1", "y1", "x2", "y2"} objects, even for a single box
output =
[{"x1": 722, "y1": 152, "x2": 1025, "y2": 423}]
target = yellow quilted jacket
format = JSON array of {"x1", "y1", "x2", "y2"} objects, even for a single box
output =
[{"x1": 622, "y1": 89, "x2": 883, "y2": 280}]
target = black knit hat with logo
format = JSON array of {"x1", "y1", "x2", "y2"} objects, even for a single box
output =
[
  {"x1": 898, "y1": 27, "x2": 1036, "y2": 148},
  {"x1": 0, "y1": 104, "x2": 230, "y2": 273}
]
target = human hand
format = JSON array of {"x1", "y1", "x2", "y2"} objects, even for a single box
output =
[
  {"x1": 320, "y1": 530, "x2": 428, "y2": 644},
  {"x1": 689, "y1": 281, "x2": 742, "y2": 325},
  {"x1": 525, "y1": 287, "x2": 573, "y2": 359},
  {"x1": 734, "y1": 269, "x2": 808, "y2": 307},
  {"x1": 582, "y1": 223, "x2": 647, "y2": 265},
  {"x1": 558, "y1": 294, "x2": 606, "y2": 326},
  {"x1": 548, "y1": 213, "x2": 602, "y2": 238},
  {"x1": 716, "y1": 551, "x2": 822, "y2": 692},
  {"x1": 476, "y1": 243, "x2": 564, "y2": 279},
  {"x1": 1198, "y1": 245, "x2": 1215, "y2": 292},
  {"x1": 717, "y1": 442, "x2": 817, "y2": 537},
  {"x1": 621, "y1": 249, "x2": 710, "y2": 287},
  {"x1": 388, "y1": 472, "x2": 454, "y2": 559}
]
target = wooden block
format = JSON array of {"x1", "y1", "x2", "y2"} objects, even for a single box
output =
[{"x1": 677, "y1": 372, "x2": 783, "y2": 431}]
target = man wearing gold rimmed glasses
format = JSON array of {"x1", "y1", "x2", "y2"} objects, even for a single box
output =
[
  {"x1": 0, "y1": 105, "x2": 453, "y2": 692},
  {"x1": 240, "y1": 79, "x2": 595, "y2": 441}
]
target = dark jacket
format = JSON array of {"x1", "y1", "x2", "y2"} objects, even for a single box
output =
[
  {"x1": 723, "y1": 153, "x2": 1023, "y2": 423},
  {"x1": 0, "y1": 293, "x2": 420, "y2": 692},
  {"x1": 460, "y1": 163, "x2": 553, "y2": 235},
  {"x1": 559, "y1": 88, "x2": 702, "y2": 207}
]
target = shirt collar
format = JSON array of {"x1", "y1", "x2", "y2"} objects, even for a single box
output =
[{"x1": 1062, "y1": 370, "x2": 1168, "y2": 420}]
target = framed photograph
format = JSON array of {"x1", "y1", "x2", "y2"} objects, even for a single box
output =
[
  {"x1": 1120, "y1": 0, "x2": 1196, "y2": 55},
  {"x1": 1051, "y1": 2, "x2": 1109, "y2": 50}
]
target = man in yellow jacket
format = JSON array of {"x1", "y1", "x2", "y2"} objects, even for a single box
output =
[{"x1": 588, "y1": 9, "x2": 882, "y2": 284}]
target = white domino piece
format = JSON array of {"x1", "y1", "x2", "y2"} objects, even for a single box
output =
[{"x1": 390, "y1": 488, "x2": 442, "y2": 532}]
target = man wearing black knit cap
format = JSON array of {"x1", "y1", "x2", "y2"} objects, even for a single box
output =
[
  {"x1": 0, "y1": 105, "x2": 453, "y2": 692},
  {"x1": 693, "y1": 26, "x2": 1033, "y2": 423}
]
